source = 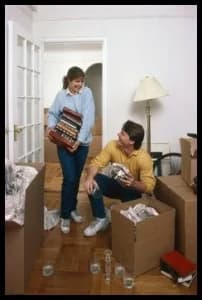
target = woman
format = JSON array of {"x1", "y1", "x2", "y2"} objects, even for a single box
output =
[{"x1": 47, "y1": 66, "x2": 95, "y2": 234}]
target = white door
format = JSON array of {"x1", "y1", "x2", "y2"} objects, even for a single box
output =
[{"x1": 7, "y1": 20, "x2": 43, "y2": 163}]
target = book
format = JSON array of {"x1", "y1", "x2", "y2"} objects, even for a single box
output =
[
  {"x1": 160, "y1": 270, "x2": 173, "y2": 280},
  {"x1": 181, "y1": 272, "x2": 197, "y2": 288},
  {"x1": 160, "y1": 250, "x2": 196, "y2": 278},
  {"x1": 177, "y1": 274, "x2": 193, "y2": 283},
  {"x1": 160, "y1": 269, "x2": 197, "y2": 288},
  {"x1": 160, "y1": 260, "x2": 179, "y2": 282}
]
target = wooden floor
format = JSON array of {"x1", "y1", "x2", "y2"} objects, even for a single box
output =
[{"x1": 25, "y1": 163, "x2": 197, "y2": 295}]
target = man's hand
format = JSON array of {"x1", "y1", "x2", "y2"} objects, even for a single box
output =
[
  {"x1": 84, "y1": 177, "x2": 98, "y2": 194},
  {"x1": 120, "y1": 173, "x2": 135, "y2": 187},
  {"x1": 120, "y1": 173, "x2": 147, "y2": 193}
]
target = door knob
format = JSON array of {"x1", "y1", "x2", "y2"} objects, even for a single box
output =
[{"x1": 14, "y1": 124, "x2": 23, "y2": 141}]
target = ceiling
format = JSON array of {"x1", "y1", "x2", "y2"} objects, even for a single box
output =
[{"x1": 32, "y1": 5, "x2": 196, "y2": 21}]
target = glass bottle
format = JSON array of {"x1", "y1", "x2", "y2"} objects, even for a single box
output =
[{"x1": 104, "y1": 249, "x2": 112, "y2": 283}]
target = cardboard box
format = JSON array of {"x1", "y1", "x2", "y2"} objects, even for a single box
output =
[
  {"x1": 180, "y1": 138, "x2": 197, "y2": 186},
  {"x1": 111, "y1": 197, "x2": 175, "y2": 276},
  {"x1": 92, "y1": 116, "x2": 102, "y2": 135},
  {"x1": 88, "y1": 135, "x2": 102, "y2": 158},
  {"x1": 5, "y1": 163, "x2": 45, "y2": 294},
  {"x1": 154, "y1": 175, "x2": 197, "y2": 263},
  {"x1": 45, "y1": 135, "x2": 102, "y2": 162},
  {"x1": 44, "y1": 137, "x2": 59, "y2": 163}
]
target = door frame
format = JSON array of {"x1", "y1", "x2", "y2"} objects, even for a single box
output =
[{"x1": 42, "y1": 37, "x2": 107, "y2": 147}]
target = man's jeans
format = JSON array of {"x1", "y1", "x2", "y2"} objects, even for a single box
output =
[
  {"x1": 57, "y1": 145, "x2": 89, "y2": 219},
  {"x1": 89, "y1": 173, "x2": 141, "y2": 218}
]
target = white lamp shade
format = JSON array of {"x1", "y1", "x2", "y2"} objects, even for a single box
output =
[{"x1": 134, "y1": 76, "x2": 168, "y2": 102}]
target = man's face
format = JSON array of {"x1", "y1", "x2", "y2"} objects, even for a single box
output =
[{"x1": 117, "y1": 129, "x2": 131, "y2": 147}]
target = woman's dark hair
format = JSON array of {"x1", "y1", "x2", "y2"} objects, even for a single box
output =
[
  {"x1": 122, "y1": 120, "x2": 144, "y2": 150},
  {"x1": 63, "y1": 66, "x2": 85, "y2": 89}
]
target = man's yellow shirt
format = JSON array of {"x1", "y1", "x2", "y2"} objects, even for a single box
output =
[{"x1": 89, "y1": 140, "x2": 156, "y2": 194}]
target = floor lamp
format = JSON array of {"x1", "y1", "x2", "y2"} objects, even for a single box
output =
[{"x1": 133, "y1": 76, "x2": 168, "y2": 153}]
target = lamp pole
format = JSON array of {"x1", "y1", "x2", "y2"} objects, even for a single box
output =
[{"x1": 146, "y1": 100, "x2": 151, "y2": 153}]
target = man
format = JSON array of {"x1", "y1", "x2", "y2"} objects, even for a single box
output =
[{"x1": 83, "y1": 120, "x2": 156, "y2": 237}]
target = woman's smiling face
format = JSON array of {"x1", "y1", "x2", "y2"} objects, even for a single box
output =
[{"x1": 68, "y1": 77, "x2": 84, "y2": 94}]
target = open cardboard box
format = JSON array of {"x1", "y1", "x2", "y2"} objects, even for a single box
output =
[
  {"x1": 5, "y1": 163, "x2": 45, "y2": 294},
  {"x1": 111, "y1": 197, "x2": 175, "y2": 276},
  {"x1": 154, "y1": 175, "x2": 197, "y2": 263}
]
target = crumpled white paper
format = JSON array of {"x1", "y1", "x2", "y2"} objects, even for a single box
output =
[
  {"x1": 120, "y1": 203, "x2": 159, "y2": 225},
  {"x1": 44, "y1": 207, "x2": 60, "y2": 230},
  {"x1": 102, "y1": 163, "x2": 130, "y2": 182},
  {"x1": 5, "y1": 159, "x2": 38, "y2": 225}
]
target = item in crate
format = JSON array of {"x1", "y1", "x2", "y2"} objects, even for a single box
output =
[
  {"x1": 120, "y1": 203, "x2": 159, "y2": 225},
  {"x1": 49, "y1": 106, "x2": 83, "y2": 148}
]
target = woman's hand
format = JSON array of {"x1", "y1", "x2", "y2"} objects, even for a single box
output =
[
  {"x1": 46, "y1": 128, "x2": 57, "y2": 143},
  {"x1": 66, "y1": 140, "x2": 80, "y2": 152}
]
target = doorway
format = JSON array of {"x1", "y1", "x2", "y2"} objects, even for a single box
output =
[
  {"x1": 85, "y1": 63, "x2": 102, "y2": 118},
  {"x1": 43, "y1": 38, "x2": 106, "y2": 161}
]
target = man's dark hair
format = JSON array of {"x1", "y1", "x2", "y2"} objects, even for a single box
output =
[
  {"x1": 122, "y1": 120, "x2": 144, "y2": 149},
  {"x1": 63, "y1": 66, "x2": 85, "y2": 89}
]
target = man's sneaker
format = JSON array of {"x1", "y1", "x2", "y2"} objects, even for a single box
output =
[
  {"x1": 83, "y1": 218, "x2": 109, "y2": 237},
  {"x1": 70, "y1": 210, "x2": 84, "y2": 223},
  {"x1": 60, "y1": 218, "x2": 70, "y2": 234}
]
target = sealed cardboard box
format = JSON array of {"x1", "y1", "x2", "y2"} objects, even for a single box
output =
[
  {"x1": 111, "y1": 197, "x2": 175, "y2": 276},
  {"x1": 154, "y1": 175, "x2": 197, "y2": 263},
  {"x1": 5, "y1": 163, "x2": 45, "y2": 294},
  {"x1": 180, "y1": 138, "x2": 197, "y2": 186}
]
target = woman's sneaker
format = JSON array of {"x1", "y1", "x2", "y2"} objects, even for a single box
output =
[
  {"x1": 60, "y1": 218, "x2": 70, "y2": 234},
  {"x1": 70, "y1": 210, "x2": 84, "y2": 223},
  {"x1": 83, "y1": 218, "x2": 109, "y2": 237}
]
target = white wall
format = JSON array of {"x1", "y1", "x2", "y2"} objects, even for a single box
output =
[
  {"x1": 43, "y1": 43, "x2": 102, "y2": 108},
  {"x1": 33, "y1": 5, "x2": 197, "y2": 152}
]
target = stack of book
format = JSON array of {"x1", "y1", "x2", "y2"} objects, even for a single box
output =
[{"x1": 160, "y1": 250, "x2": 197, "y2": 287}]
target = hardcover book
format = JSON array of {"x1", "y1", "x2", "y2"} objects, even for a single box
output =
[
  {"x1": 160, "y1": 269, "x2": 196, "y2": 288},
  {"x1": 160, "y1": 250, "x2": 196, "y2": 278},
  {"x1": 49, "y1": 107, "x2": 83, "y2": 148}
]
